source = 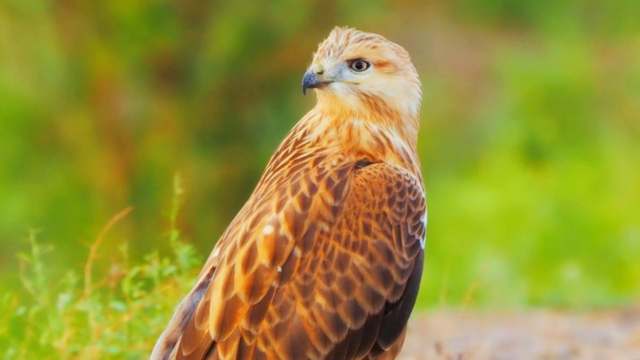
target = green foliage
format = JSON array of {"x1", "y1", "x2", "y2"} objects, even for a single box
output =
[
  {"x1": 0, "y1": 179, "x2": 201, "y2": 359},
  {"x1": 417, "y1": 29, "x2": 640, "y2": 308},
  {"x1": 0, "y1": 0, "x2": 639, "y2": 337}
]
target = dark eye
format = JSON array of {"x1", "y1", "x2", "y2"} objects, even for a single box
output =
[{"x1": 349, "y1": 59, "x2": 371, "y2": 72}]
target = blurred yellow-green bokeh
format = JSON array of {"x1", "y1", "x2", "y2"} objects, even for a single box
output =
[{"x1": 1, "y1": 0, "x2": 640, "y2": 314}]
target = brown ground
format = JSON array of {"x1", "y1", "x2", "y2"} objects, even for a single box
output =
[{"x1": 399, "y1": 308, "x2": 640, "y2": 360}]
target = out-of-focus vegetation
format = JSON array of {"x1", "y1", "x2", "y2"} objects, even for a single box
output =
[
  {"x1": 1, "y1": 179, "x2": 200, "y2": 358},
  {"x1": 1, "y1": 0, "x2": 640, "y2": 356}
]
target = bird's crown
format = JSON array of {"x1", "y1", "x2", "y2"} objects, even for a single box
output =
[{"x1": 304, "y1": 27, "x2": 421, "y2": 125}]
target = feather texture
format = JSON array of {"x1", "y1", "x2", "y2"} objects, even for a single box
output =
[{"x1": 152, "y1": 27, "x2": 426, "y2": 360}]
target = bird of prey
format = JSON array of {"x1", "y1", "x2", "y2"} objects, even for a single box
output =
[{"x1": 152, "y1": 27, "x2": 426, "y2": 360}]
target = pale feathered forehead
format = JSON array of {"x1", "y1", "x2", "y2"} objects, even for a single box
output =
[{"x1": 313, "y1": 27, "x2": 412, "y2": 66}]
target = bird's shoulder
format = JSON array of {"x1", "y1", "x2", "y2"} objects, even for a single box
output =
[{"x1": 154, "y1": 147, "x2": 426, "y2": 360}]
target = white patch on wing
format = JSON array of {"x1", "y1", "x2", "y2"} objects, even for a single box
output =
[
  {"x1": 262, "y1": 224, "x2": 275, "y2": 236},
  {"x1": 420, "y1": 211, "x2": 427, "y2": 249},
  {"x1": 293, "y1": 246, "x2": 301, "y2": 257}
]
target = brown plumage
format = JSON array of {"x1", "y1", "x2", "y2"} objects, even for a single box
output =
[{"x1": 151, "y1": 27, "x2": 426, "y2": 360}]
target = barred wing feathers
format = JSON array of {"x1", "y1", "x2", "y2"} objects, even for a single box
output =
[{"x1": 153, "y1": 143, "x2": 425, "y2": 360}]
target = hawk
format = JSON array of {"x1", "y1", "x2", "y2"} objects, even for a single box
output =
[{"x1": 152, "y1": 27, "x2": 426, "y2": 360}]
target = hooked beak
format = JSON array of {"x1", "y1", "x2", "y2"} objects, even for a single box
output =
[{"x1": 302, "y1": 70, "x2": 331, "y2": 95}]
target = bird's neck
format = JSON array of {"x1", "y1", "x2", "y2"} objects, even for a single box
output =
[{"x1": 293, "y1": 106, "x2": 421, "y2": 177}]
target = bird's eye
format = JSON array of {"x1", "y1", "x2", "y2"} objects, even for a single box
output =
[{"x1": 349, "y1": 59, "x2": 371, "y2": 72}]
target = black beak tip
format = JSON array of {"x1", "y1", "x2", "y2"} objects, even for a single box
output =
[{"x1": 302, "y1": 71, "x2": 319, "y2": 96}]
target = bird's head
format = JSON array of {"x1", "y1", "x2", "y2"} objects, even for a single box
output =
[{"x1": 303, "y1": 27, "x2": 422, "y2": 123}]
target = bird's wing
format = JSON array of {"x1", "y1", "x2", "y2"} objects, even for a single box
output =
[{"x1": 156, "y1": 157, "x2": 426, "y2": 360}]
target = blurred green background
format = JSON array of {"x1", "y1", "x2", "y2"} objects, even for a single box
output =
[{"x1": 1, "y1": 0, "x2": 640, "y2": 313}]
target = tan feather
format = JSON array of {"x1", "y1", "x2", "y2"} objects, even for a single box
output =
[{"x1": 151, "y1": 27, "x2": 426, "y2": 360}]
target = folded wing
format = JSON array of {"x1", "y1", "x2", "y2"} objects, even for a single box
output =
[{"x1": 152, "y1": 156, "x2": 426, "y2": 360}]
